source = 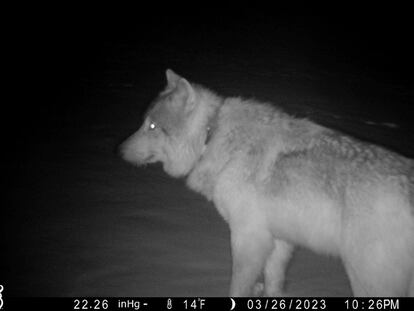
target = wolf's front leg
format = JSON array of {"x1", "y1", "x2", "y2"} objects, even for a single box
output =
[
  {"x1": 264, "y1": 239, "x2": 294, "y2": 296},
  {"x1": 229, "y1": 224, "x2": 273, "y2": 296}
]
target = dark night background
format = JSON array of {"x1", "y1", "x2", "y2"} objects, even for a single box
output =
[{"x1": 2, "y1": 6, "x2": 413, "y2": 297}]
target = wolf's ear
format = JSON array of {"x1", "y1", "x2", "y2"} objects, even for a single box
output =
[
  {"x1": 178, "y1": 78, "x2": 196, "y2": 111},
  {"x1": 166, "y1": 69, "x2": 196, "y2": 112},
  {"x1": 166, "y1": 69, "x2": 182, "y2": 88}
]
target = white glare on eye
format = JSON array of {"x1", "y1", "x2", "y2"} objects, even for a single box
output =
[{"x1": 149, "y1": 122, "x2": 156, "y2": 130}]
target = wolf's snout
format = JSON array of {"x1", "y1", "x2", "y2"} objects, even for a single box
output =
[
  {"x1": 118, "y1": 142, "x2": 137, "y2": 163},
  {"x1": 118, "y1": 139, "x2": 155, "y2": 166},
  {"x1": 116, "y1": 143, "x2": 126, "y2": 158}
]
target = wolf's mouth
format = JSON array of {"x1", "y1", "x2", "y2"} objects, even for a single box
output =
[{"x1": 142, "y1": 154, "x2": 156, "y2": 163}]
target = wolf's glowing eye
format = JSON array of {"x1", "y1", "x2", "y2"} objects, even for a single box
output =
[{"x1": 149, "y1": 122, "x2": 157, "y2": 130}]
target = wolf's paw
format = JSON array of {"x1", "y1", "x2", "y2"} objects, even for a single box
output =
[
  {"x1": 265, "y1": 290, "x2": 286, "y2": 297},
  {"x1": 264, "y1": 286, "x2": 286, "y2": 297},
  {"x1": 252, "y1": 282, "x2": 264, "y2": 297}
]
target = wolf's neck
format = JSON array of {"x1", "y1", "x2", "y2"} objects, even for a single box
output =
[
  {"x1": 193, "y1": 84, "x2": 223, "y2": 147},
  {"x1": 205, "y1": 100, "x2": 222, "y2": 146}
]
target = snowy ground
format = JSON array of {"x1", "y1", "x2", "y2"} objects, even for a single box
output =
[{"x1": 2, "y1": 15, "x2": 413, "y2": 297}]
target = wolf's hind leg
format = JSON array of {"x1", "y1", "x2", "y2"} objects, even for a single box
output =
[
  {"x1": 263, "y1": 239, "x2": 294, "y2": 296},
  {"x1": 409, "y1": 276, "x2": 414, "y2": 297},
  {"x1": 343, "y1": 241, "x2": 411, "y2": 296}
]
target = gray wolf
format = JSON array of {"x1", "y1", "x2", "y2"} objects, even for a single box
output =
[{"x1": 120, "y1": 69, "x2": 414, "y2": 296}]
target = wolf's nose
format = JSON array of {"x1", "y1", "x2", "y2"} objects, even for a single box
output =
[{"x1": 115, "y1": 142, "x2": 127, "y2": 158}]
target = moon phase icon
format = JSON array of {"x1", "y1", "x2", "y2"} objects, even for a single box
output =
[{"x1": 230, "y1": 297, "x2": 236, "y2": 310}]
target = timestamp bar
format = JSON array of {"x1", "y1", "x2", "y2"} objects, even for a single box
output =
[{"x1": 1, "y1": 297, "x2": 413, "y2": 310}]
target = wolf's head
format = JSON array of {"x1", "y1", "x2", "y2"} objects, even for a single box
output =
[{"x1": 120, "y1": 69, "x2": 221, "y2": 177}]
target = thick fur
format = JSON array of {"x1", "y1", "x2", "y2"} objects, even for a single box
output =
[{"x1": 120, "y1": 69, "x2": 414, "y2": 296}]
